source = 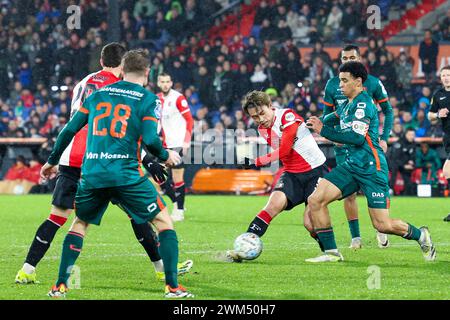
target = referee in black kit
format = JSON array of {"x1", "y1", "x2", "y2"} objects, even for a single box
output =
[{"x1": 428, "y1": 65, "x2": 450, "y2": 221}]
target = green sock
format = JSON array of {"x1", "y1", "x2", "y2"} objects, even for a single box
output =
[
  {"x1": 159, "y1": 229, "x2": 178, "y2": 288},
  {"x1": 348, "y1": 219, "x2": 360, "y2": 239},
  {"x1": 315, "y1": 227, "x2": 338, "y2": 251},
  {"x1": 402, "y1": 223, "x2": 421, "y2": 241},
  {"x1": 56, "y1": 232, "x2": 84, "y2": 286}
]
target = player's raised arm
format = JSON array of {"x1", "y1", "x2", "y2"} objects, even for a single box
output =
[
  {"x1": 175, "y1": 95, "x2": 194, "y2": 155},
  {"x1": 322, "y1": 111, "x2": 340, "y2": 126},
  {"x1": 255, "y1": 120, "x2": 300, "y2": 167},
  {"x1": 47, "y1": 106, "x2": 90, "y2": 166},
  {"x1": 142, "y1": 113, "x2": 169, "y2": 162},
  {"x1": 41, "y1": 106, "x2": 90, "y2": 180}
]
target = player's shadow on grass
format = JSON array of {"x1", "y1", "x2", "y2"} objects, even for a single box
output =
[
  {"x1": 195, "y1": 283, "x2": 310, "y2": 300},
  {"x1": 90, "y1": 284, "x2": 162, "y2": 295}
]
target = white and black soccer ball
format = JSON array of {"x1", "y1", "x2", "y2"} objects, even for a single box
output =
[{"x1": 233, "y1": 232, "x2": 263, "y2": 260}]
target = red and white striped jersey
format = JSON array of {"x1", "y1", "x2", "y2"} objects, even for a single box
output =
[
  {"x1": 59, "y1": 70, "x2": 120, "y2": 168},
  {"x1": 157, "y1": 89, "x2": 192, "y2": 148},
  {"x1": 258, "y1": 108, "x2": 326, "y2": 173}
]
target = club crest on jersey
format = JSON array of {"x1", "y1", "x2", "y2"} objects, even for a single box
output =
[
  {"x1": 284, "y1": 112, "x2": 295, "y2": 122},
  {"x1": 355, "y1": 109, "x2": 365, "y2": 119}
]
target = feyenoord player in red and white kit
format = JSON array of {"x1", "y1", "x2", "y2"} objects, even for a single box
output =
[
  {"x1": 16, "y1": 44, "x2": 192, "y2": 284},
  {"x1": 156, "y1": 73, "x2": 194, "y2": 222},
  {"x1": 227, "y1": 91, "x2": 328, "y2": 261}
]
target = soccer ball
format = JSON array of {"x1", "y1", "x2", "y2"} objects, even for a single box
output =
[{"x1": 233, "y1": 232, "x2": 263, "y2": 260}]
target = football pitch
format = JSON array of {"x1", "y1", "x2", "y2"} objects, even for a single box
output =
[{"x1": 0, "y1": 194, "x2": 448, "y2": 300}]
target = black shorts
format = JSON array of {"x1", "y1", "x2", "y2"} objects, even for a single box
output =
[
  {"x1": 273, "y1": 165, "x2": 328, "y2": 211},
  {"x1": 51, "y1": 165, "x2": 81, "y2": 209}
]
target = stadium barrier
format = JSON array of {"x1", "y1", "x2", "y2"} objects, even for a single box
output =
[{"x1": 0, "y1": 137, "x2": 445, "y2": 194}]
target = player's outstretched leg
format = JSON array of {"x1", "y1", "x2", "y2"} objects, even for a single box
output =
[
  {"x1": 16, "y1": 207, "x2": 70, "y2": 284},
  {"x1": 344, "y1": 193, "x2": 363, "y2": 249},
  {"x1": 152, "y1": 208, "x2": 193, "y2": 298},
  {"x1": 227, "y1": 191, "x2": 287, "y2": 262},
  {"x1": 129, "y1": 218, "x2": 193, "y2": 281},
  {"x1": 48, "y1": 217, "x2": 88, "y2": 298},
  {"x1": 305, "y1": 179, "x2": 344, "y2": 262},
  {"x1": 368, "y1": 208, "x2": 436, "y2": 261}
]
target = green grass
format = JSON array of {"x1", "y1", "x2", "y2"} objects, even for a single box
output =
[{"x1": 0, "y1": 195, "x2": 448, "y2": 300}]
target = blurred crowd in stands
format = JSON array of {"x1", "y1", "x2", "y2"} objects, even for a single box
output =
[{"x1": 0, "y1": 0, "x2": 449, "y2": 194}]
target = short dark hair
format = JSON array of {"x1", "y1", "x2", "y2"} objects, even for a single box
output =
[
  {"x1": 158, "y1": 72, "x2": 171, "y2": 80},
  {"x1": 440, "y1": 65, "x2": 450, "y2": 73},
  {"x1": 122, "y1": 49, "x2": 149, "y2": 75},
  {"x1": 242, "y1": 91, "x2": 271, "y2": 115},
  {"x1": 342, "y1": 44, "x2": 360, "y2": 55},
  {"x1": 339, "y1": 61, "x2": 368, "y2": 83},
  {"x1": 405, "y1": 128, "x2": 416, "y2": 134},
  {"x1": 101, "y1": 42, "x2": 127, "y2": 68}
]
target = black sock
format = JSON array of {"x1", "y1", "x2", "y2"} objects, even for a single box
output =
[
  {"x1": 246, "y1": 211, "x2": 272, "y2": 237},
  {"x1": 25, "y1": 220, "x2": 61, "y2": 266},
  {"x1": 161, "y1": 181, "x2": 177, "y2": 203},
  {"x1": 130, "y1": 220, "x2": 161, "y2": 262},
  {"x1": 174, "y1": 182, "x2": 185, "y2": 210}
]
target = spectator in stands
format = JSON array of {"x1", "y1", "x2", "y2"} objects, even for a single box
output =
[
  {"x1": 431, "y1": 22, "x2": 443, "y2": 42},
  {"x1": 299, "y1": 4, "x2": 313, "y2": 24},
  {"x1": 193, "y1": 65, "x2": 213, "y2": 107},
  {"x1": 395, "y1": 51, "x2": 413, "y2": 92},
  {"x1": 309, "y1": 56, "x2": 333, "y2": 84},
  {"x1": 413, "y1": 86, "x2": 431, "y2": 118},
  {"x1": 291, "y1": 16, "x2": 310, "y2": 45},
  {"x1": 341, "y1": 6, "x2": 359, "y2": 40},
  {"x1": 401, "y1": 111, "x2": 417, "y2": 131},
  {"x1": 275, "y1": 19, "x2": 292, "y2": 44},
  {"x1": 259, "y1": 18, "x2": 277, "y2": 43},
  {"x1": 253, "y1": 0, "x2": 272, "y2": 26},
  {"x1": 376, "y1": 54, "x2": 397, "y2": 94},
  {"x1": 391, "y1": 120, "x2": 404, "y2": 140},
  {"x1": 4, "y1": 156, "x2": 28, "y2": 181},
  {"x1": 286, "y1": 8, "x2": 301, "y2": 34},
  {"x1": 307, "y1": 17, "x2": 321, "y2": 44},
  {"x1": 234, "y1": 64, "x2": 252, "y2": 100},
  {"x1": 365, "y1": 37, "x2": 378, "y2": 58},
  {"x1": 285, "y1": 50, "x2": 305, "y2": 84},
  {"x1": 244, "y1": 36, "x2": 261, "y2": 66},
  {"x1": 273, "y1": 4, "x2": 288, "y2": 26},
  {"x1": 310, "y1": 41, "x2": 332, "y2": 67},
  {"x1": 250, "y1": 63, "x2": 269, "y2": 90},
  {"x1": 388, "y1": 128, "x2": 416, "y2": 194},
  {"x1": 366, "y1": 51, "x2": 378, "y2": 74},
  {"x1": 414, "y1": 109, "x2": 430, "y2": 138},
  {"x1": 326, "y1": 5, "x2": 343, "y2": 41},
  {"x1": 133, "y1": 0, "x2": 158, "y2": 24},
  {"x1": 416, "y1": 143, "x2": 441, "y2": 185},
  {"x1": 419, "y1": 29, "x2": 439, "y2": 83},
  {"x1": 212, "y1": 64, "x2": 233, "y2": 110},
  {"x1": 376, "y1": 37, "x2": 389, "y2": 58},
  {"x1": 184, "y1": 0, "x2": 203, "y2": 33}
]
